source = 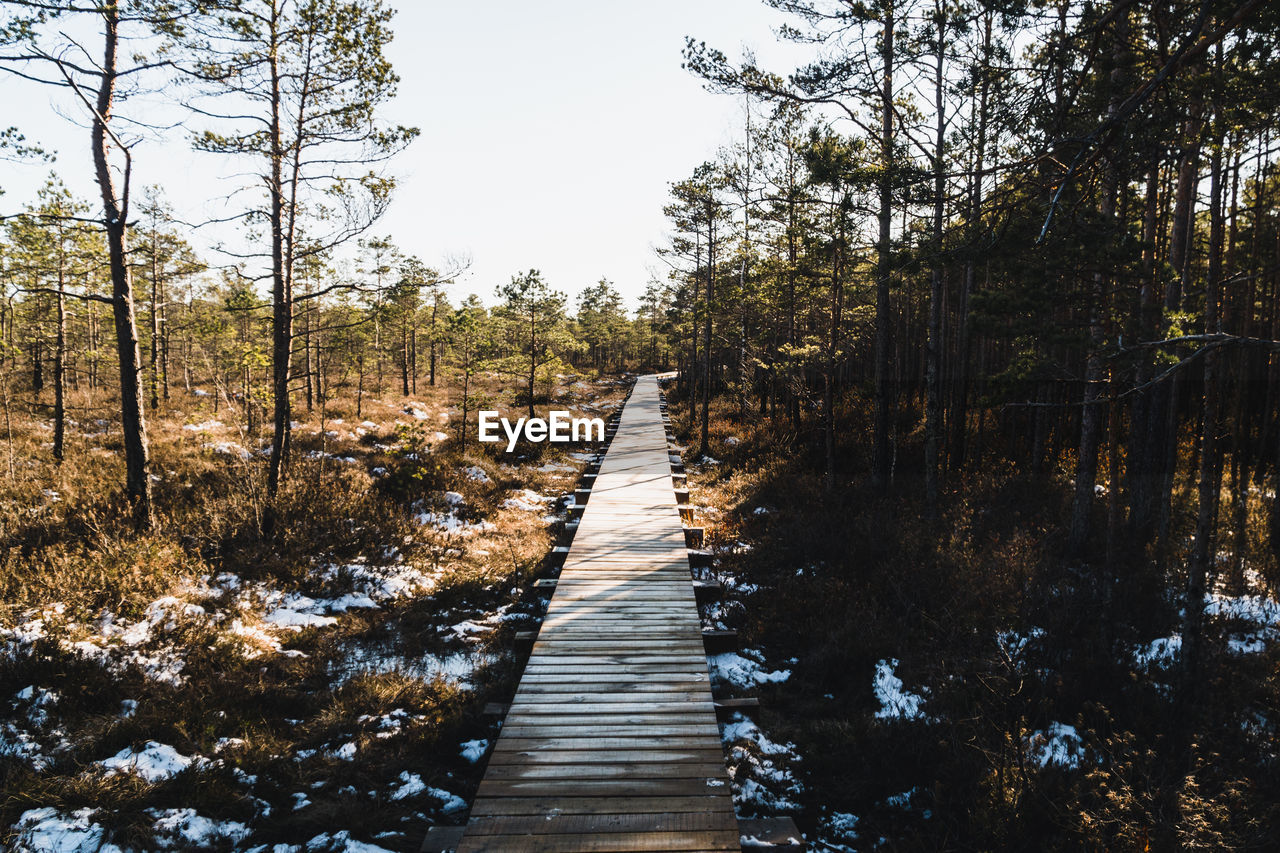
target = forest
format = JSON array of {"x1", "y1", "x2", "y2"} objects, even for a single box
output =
[{"x1": 2, "y1": 0, "x2": 1280, "y2": 850}]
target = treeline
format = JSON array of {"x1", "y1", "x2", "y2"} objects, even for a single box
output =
[
  {"x1": 1, "y1": 191, "x2": 666, "y2": 446},
  {"x1": 659, "y1": 0, "x2": 1280, "y2": 693},
  {"x1": 0, "y1": 1, "x2": 672, "y2": 532}
]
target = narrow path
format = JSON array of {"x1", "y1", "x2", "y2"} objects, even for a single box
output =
[{"x1": 456, "y1": 375, "x2": 737, "y2": 852}]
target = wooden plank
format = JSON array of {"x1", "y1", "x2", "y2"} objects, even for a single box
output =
[
  {"x1": 457, "y1": 830, "x2": 739, "y2": 853},
  {"x1": 493, "y1": 736, "x2": 720, "y2": 751},
  {"x1": 516, "y1": 677, "x2": 708, "y2": 690},
  {"x1": 486, "y1": 748, "x2": 727, "y2": 766},
  {"x1": 463, "y1": 811, "x2": 738, "y2": 836},
  {"x1": 469, "y1": 796, "x2": 734, "y2": 818},
  {"x1": 505, "y1": 701, "x2": 717, "y2": 714},
  {"x1": 475, "y1": 778, "x2": 734, "y2": 798},
  {"x1": 498, "y1": 724, "x2": 722, "y2": 739},
  {"x1": 501, "y1": 713, "x2": 721, "y2": 728}
]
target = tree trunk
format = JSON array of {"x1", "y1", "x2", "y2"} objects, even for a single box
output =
[
  {"x1": 1068, "y1": 11, "x2": 1128, "y2": 555},
  {"x1": 94, "y1": 7, "x2": 152, "y2": 529},
  {"x1": 53, "y1": 262, "x2": 66, "y2": 464},
  {"x1": 401, "y1": 318, "x2": 410, "y2": 396},
  {"x1": 872, "y1": 0, "x2": 895, "y2": 489},
  {"x1": 149, "y1": 226, "x2": 161, "y2": 412},
  {"x1": 1181, "y1": 106, "x2": 1227, "y2": 710},
  {"x1": 267, "y1": 3, "x2": 293, "y2": 500},
  {"x1": 701, "y1": 216, "x2": 714, "y2": 455},
  {"x1": 924, "y1": 7, "x2": 946, "y2": 513}
]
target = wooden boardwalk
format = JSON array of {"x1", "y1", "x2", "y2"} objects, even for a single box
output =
[{"x1": 456, "y1": 375, "x2": 739, "y2": 852}]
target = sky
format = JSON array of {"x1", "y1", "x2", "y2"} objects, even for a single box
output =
[{"x1": 2, "y1": 0, "x2": 815, "y2": 311}]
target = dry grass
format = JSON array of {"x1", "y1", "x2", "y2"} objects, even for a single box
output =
[{"x1": 0, "y1": 371, "x2": 629, "y2": 849}]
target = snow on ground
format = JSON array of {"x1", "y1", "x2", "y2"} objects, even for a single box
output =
[
  {"x1": 203, "y1": 441, "x2": 251, "y2": 459},
  {"x1": 182, "y1": 419, "x2": 223, "y2": 433},
  {"x1": 414, "y1": 505, "x2": 496, "y2": 537},
  {"x1": 708, "y1": 649, "x2": 791, "y2": 688},
  {"x1": 815, "y1": 811, "x2": 861, "y2": 850},
  {"x1": 502, "y1": 489, "x2": 553, "y2": 512},
  {"x1": 721, "y1": 713, "x2": 803, "y2": 813},
  {"x1": 390, "y1": 771, "x2": 427, "y2": 800},
  {"x1": 386, "y1": 771, "x2": 465, "y2": 814},
  {"x1": 1025, "y1": 721, "x2": 1085, "y2": 769},
  {"x1": 873, "y1": 659, "x2": 928, "y2": 721},
  {"x1": 328, "y1": 643, "x2": 493, "y2": 688},
  {"x1": 1130, "y1": 590, "x2": 1280, "y2": 669},
  {"x1": 305, "y1": 830, "x2": 397, "y2": 853},
  {"x1": 1206, "y1": 592, "x2": 1280, "y2": 654},
  {"x1": 1, "y1": 686, "x2": 70, "y2": 771},
  {"x1": 460, "y1": 738, "x2": 489, "y2": 762},
  {"x1": 0, "y1": 556, "x2": 451, "y2": 691},
  {"x1": 149, "y1": 808, "x2": 251, "y2": 847},
  {"x1": 10, "y1": 808, "x2": 106, "y2": 853},
  {"x1": 100, "y1": 741, "x2": 199, "y2": 782},
  {"x1": 1134, "y1": 635, "x2": 1182, "y2": 670},
  {"x1": 463, "y1": 465, "x2": 491, "y2": 482}
]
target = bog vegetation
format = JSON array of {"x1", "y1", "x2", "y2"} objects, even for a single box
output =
[{"x1": 1, "y1": 0, "x2": 1279, "y2": 850}]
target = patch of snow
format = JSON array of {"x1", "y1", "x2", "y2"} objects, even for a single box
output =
[
  {"x1": 262, "y1": 593, "x2": 340, "y2": 629},
  {"x1": 873, "y1": 659, "x2": 927, "y2": 721},
  {"x1": 182, "y1": 419, "x2": 223, "y2": 432},
  {"x1": 708, "y1": 652, "x2": 791, "y2": 688},
  {"x1": 390, "y1": 771, "x2": 427, "y2": 800},
  {"x1": 1228, "y1": 633, "x2": 1269, "y2": 654},
  {"x1": 203, "y1": 441, "x2": 250, "y2": 458},
  {"x1": 721, "y1": 713, "x2": 803, "y2": 812},
  {"x1": 1025, "y1": 721, "x2": 1084, "y2": 769},
  {"x1": 11, "y1": 807, "x2": 105, "y2": 853},
  {"x1": 460, "y1": 738, "x2": 489, "y2": 762},
  {"x1": 503, "y1": 488, "x2": 552, "y2": 512},
  {"x1": 306, "y1": 831, "x2": 397, "y2": 853},
  {"x1": 99, "y1": 741, "x2": 198, "y2": 782},
  {"x1": 149, "y1": 808, "x2": 250, "y2": 847},
  {"x1": 884, "y1": 787, "x2": 918, "y2": 808},
  {"x1": 416, "y1": 509, "x2": 495, "y2": 537},
  {"x1": 463, "y1": 465, "x2": 491, "y2": 482},
  {"x1": 425, "y1": 786, "x2": 468, "y2": 814},
  {"x1": 1134, "y1": 635, "x2": 1181, "y2": 669},
  {"x1": 1206, "y1": 592, "x2": 1280, "y2": 626},
  {"x1": 821, "y1": 811, "x2": 860, "y2": 847}
]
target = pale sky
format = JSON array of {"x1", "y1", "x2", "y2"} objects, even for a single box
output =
[{"x1": 3, "y1": 1, "x2": 811, "y2": 311}]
